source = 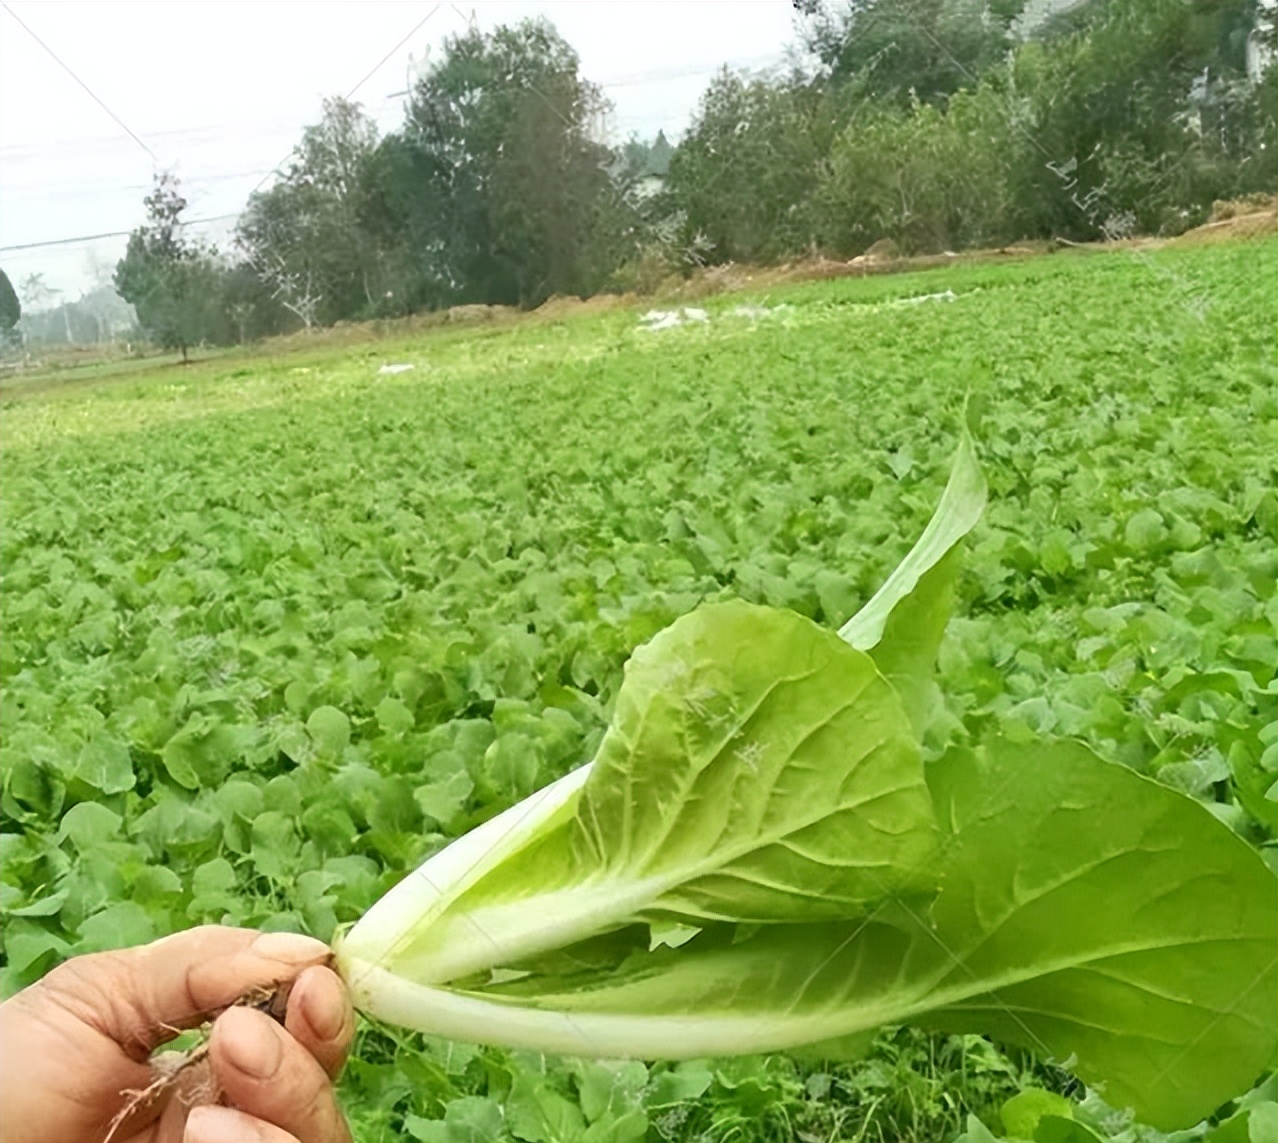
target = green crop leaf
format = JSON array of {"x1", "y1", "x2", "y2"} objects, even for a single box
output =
[
  {"x1": 841, "y1": 433, "x2": 986, "y2": 732},
  {"x1": 161, "y1": 714, "x2": 236, "y2": 790},
  {"x1": 57, "y1": 802, "x2": 124, "y2": 850},
  {"x1": 1206, "y1": 1100, "x2": 1278, "y2": 1143},
  {"x1": 1001, "y1": 1089, "x2": 1076, "y2": 1139},
  {"x1": 919, "y1": 738, "x2": 1278, "y2": 1130},
  {"x1": 72, "y1": 733, "x2": 136, "y2": 795},
  {"x1": 340, "y1": 599, "x2": 937, "y2": 986},
  {"x1": 251, "y1": 810, "x2": 302, "y2": 881},
  {"x1": 337, "y1": 435, "x2": 1276, "y2": 1132},
  {"x1": 338, "y1": 715, "x2": 1277, "y2": 1132},
  {"x1": 505, "y1": 1071, "x2": 587, "y2": 1142},
  {"x1": 375, "y1": 696, "x2": 415, "y2": 737},
  {"x1": 958, "y1": 1114, "x2": 1004, "y2": 1143},
  {"x1": 307, "y1": 705, "x2": 352, "y2": 759},
  {"x1": 77, "y1": 901, "x2": 157, "y2": 952},
  {"x1": 1033, "y1": 1119, "x2": 1105, "y2": 1143}
]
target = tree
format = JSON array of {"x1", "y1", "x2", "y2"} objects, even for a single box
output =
[
  {"x1": 812, "y1": 84, "x2": 1027, "y2": 254},
  {"x1": 1011, "y1": 0, "x2": 1267, "y2": 237},
  {"x1": 666, "y1": 71, "x2": 844, "y2": 263},
  {"x1": 238, "y1": 98, "x2": 386, "y2": 326},
  {"x1": 382, "y1": 18, "x2": 625, "y2": 308},
  {"x1": 801, "y1": 0, "x2": 1028, "y2": 108},
  {"x1": 114, "y1": 171, "x2": 221, "y2": 361},
  {"x1": 0, "y1": 269, "x2": 20, "y2": 347}
]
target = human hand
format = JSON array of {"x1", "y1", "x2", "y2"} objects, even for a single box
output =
[{"x1": 0, "y1": 926, "x2": 353, "y2": 1143}]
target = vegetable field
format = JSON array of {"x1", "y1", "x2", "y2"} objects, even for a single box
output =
[{"x1": 3, "y1": 239, "x2": 1276, "y2": 1142}]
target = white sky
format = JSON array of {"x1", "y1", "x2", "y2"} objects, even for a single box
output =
[{"x1": 0, "y1": 1, "x2": 802, "y2": 302}]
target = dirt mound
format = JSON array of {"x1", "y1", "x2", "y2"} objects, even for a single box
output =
[
  {"x1": 532, "y1": 294, "x2": 630, "y2": 320},
  {"x1": 1170, "y1": 194, "x2": 1278, "y2": 246},
  {"x1": 444, "y1": 303, "x2": 519, "y2": 325}
]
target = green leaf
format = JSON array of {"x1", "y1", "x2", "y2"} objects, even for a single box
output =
[
  {"x1": 957, "y1": 1114, "x2": 1004, "y2": 1143},
  {"x1": 375, "y1": 696, "x2": 415, "y2": 736},
  {"x1": 2, "y1": 920, "x2": 70, "y2": 976},
  {"x1": 251, "y1": 810, "x2": 301, "y2": 881},
  {"x1": 78, "y1": 901, "x2": 157, "y2": 952},
  {"x1": 415, "y1": 770, "x2": 474, "y2": 829},
  {"x1": 73, "y1": 734, "x2": 136, "y2": 794},
  {"x1": 307, "y1": 705, "x2": 351, "y2": 758},
  {"x1": 917, "y1": 738, "x2": 1278, "y2": 1129},
  {"x1": 576, "y1": 1061, "x2": 647, "y2": 1124},
  {"x1": 419, "y1": 1097, "x2": 504, "y2": 1143},
  {"x1": 8, "y1": 889, "x2": 69, "y2": 918},
  {"x1": 161, "y1": 714, "x2": 238, "y2": 790},
  {"x1": 1001, "y1": 1089, "x2": 1075, "y2": 1139},
  {"x1": 58, "y1": 802, "x2": 124, "y2": 850},
  {"x1": 1251, "y1": 1103, "x2": 1278, "y2": 1143},
  {"x1": 840, "y1": 434, "x2": 986, "y2": 732},
  {"x1": 341, "y1": 600, "x2": 936, "y2": 988},
  {"x1": 1124, "y1": 508, "x2": 1167, "y2": 553},
  {"x1": 342, "y1": 733, "x2": 1277, "y2": 1133},
  {"x1": 506, "y1": 1072, "x2": 586, "y2": 1142},
  {"x1": 404, "y1": 1116, "x2": 448, "y2": 1143},
  {"x1": 644, "y1": 1066, "x2": 713, "y2": 1107},
  {"x1": 1033, "y1": 1118, "x2": 1104, "y2": 1143}
]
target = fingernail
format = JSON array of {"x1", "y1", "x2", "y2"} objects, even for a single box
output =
[
  {"x1": 186, "y1": 1105, "x2": 254, "y2": 1143},
  {"x1": 300, "y1": 973, "x2": 343, "y2": 1041},
  {"x1": 250, "y1": 931, "x2": 329, "y2": 963},
  {"x1": 221, "y1": 1008, "x2": 283, "y2": 1078}
]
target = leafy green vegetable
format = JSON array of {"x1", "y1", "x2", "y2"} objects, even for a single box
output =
[
  {"x1": 337, "y1": 440, "x2": 1277, "y2": 1132},
  {"x1": 340, "y1": 599, "x2": 937, "y2": 983},
  {"x1": 4, "y1": 239, "x2": 1275, "y2": 1139},
  {"x1": 845, "y1": 431, "x2": 985, "y2": 734}
]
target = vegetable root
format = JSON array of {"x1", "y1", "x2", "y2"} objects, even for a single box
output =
[{"x1": 103, "y1": 979, "x2": 294, "y2": 1143}]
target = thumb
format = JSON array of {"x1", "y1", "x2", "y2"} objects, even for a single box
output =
[{"x1": 41, "y1": 926, "x2": 332, "y2": 1061}]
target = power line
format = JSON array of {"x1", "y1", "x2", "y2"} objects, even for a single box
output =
[
  {"x1": 248, "y1": 3, "x2": 443, "y2": 198},
  {"x1": 3, "y1": 6, "x2": 762, "y2": 256},
  {"x1": 4, "y1": 6, "x2": 445, "y2": 255},
  {"x1": 346, "y1": 3, "x2": 441, "y2": 100},
  {"x1": 0, "y1": 0, "x2": 159, "y2": 163},
  {"x1": 0, "y1": 214, "x2": 240, "y2": 253}
]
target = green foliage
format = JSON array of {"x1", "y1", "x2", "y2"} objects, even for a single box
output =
[
  {"x1": 800, "y1": 0, "x2": 1026, "y2": 107},
  {"x1": 238, "y1": 98, "x2": 387, "y2": 328},
  {"x1": 672, "y1": 0, "x2": 1275, "y2": 263},
  {"x1": 340, "y1": 444, "x2": 1275, "y2": 1131},
  {"x1": 0, "y1": 268, "x2": 20, "y2": 344},
  {"x1": 113, "y1": 171, "x2": 225, "y2": 359},
  {"x1": 1008, "y1": 0, "x2": 1274, "y2": 238},
  {"x1": 665, "y1": 73, "x2": 843, "y2": 263},
  {"x1": 813, "y1": 84, "x2": 1029, "y2": 255},
  {"x1": 379, "y1": 18, "x2": 631, "y2": 309},
  {"x1": 2, "y1": 242, "x2": 1275, "y2": 1139}
]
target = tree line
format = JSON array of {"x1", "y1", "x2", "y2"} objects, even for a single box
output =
[{"x1": 95, "y1": 0, "x2": 1278, "y2": 355}]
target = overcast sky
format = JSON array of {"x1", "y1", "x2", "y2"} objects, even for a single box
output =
[{"x1": 0, "y1": 1, "x2": 802, "y2": 302}]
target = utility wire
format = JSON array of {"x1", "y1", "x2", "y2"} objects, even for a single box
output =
[
  {"x1": 0, "y1": 0, "x2": 159, "y2": 162},
  {"x1": 2, "y1": 5, "x2": 444, "y2": 255},
  {"x1": 346, "y1": 3, "x2": 440, "y2": 99},
  {"x1": 247, "y1": 2, "x2": 442, "y2": 198},
  {"x1": 3, "y1": 5, "x2": 773, "y2": 253},
  {"x1": 0, "y1": 214, "x2": 240, "y2": 253}
]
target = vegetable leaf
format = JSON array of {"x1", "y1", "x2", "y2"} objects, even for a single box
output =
[
  {"x1": 841, "y1": 433, "x2": 986, "y2": 731},
  {"x1": 340, "y1": 600, "x2": 937, "y2": 987},
  {"x1": 335, "y1": 436, "x2": 1277, "y2": 1133},
  {"x1": 341, "y1": 737, "x2": 1277, "y2": 1131}
]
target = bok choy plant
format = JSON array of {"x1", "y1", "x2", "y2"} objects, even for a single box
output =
[{"x1": 335, "y1": 438, "x2": 1278, "y2": 1132}]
